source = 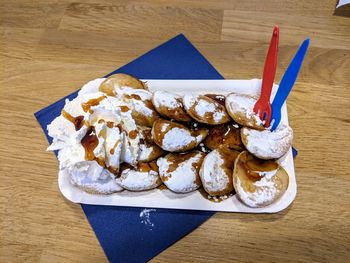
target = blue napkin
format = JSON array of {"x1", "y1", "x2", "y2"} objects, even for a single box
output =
[{"x1": 35, "y1": 34, "x2": 297, "y2": 262}]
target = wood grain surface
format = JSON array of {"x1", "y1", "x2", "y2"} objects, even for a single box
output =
[{"x1": 1, "y1": 0, "x2": 350, "y2": 262}]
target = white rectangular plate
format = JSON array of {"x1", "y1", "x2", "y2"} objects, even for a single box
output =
[{"x1": 58, "y1": 79, "x2": 297, "y2": 213}]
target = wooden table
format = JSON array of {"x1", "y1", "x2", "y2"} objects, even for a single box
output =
[{"x1": 1, "y1": 1, "x2": 349, "y2": 262}]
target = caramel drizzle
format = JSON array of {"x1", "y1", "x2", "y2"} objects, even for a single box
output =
[
  {"x1": 61, "y1": 110, "x2": 85, "y2": 131},
  {"x1": 128, "y1": 130, "x2": 138, "y2": 139},
  {"x1": 81, "y1": 127, "x2": 99, "y2": 161},
  {"x1": 81, "y1": 96, "x2": 106, "y2": 113}
]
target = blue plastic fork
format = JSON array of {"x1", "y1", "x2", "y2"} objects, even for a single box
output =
[{"x1": 270, "y1": 38, "x2": 310, "y2": 131}]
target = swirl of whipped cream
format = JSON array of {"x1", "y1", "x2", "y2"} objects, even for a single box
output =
[{"x1": 47, "y1": 78, "x2": 145, "y2": 194}]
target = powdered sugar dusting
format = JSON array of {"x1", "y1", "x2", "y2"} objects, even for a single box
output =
[
  {"x1": 236, "y1": 175, "x2": 278, "y2": 208},
  {"x1": 242, "y1": 124, "x2": 293, "y2": 159},
  {"x1": 200, "y1": 150, "x2": 228, "y2": 192},
  {"x1": 226, "y1": 93, "x2": 264, "y2": 126},
  {"x1": 162, "y1": 127, "x2": 194, "y2": 151},
  {"x1": 153, "y1": 91, "x2": 181, "y2": 109},
  {"x1": 139, "y1": 208, "x2": 156, "y2": 228},
  {"x1": 157, "y1": 153, "x2": 203, "y2": 193},
  {"x1": 116, "y1": 169, "x2": 160, "y2": 191}
]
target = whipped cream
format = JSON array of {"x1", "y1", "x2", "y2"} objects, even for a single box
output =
[{"x1": 47, "y1": 78, "x2": 147, "y2": 194}]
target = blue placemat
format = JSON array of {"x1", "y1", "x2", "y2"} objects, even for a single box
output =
[{"x1": 35, "y1": 34, "x2": 297, "y2": 262}]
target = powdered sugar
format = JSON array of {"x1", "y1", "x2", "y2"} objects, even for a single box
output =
[
  {"x1": 116, "y1": 169, "x2": 160, "y2": 191},
  {"x1": 258, "y1": 170, "x2": 278, "y2": 180},
  {"x1": 183, "y1": 94, "x2": 227, "y2": 123},
  {"x1": 152, "y1": 91, "x2": 181, "y2": 109},
  {"x1": 235, "y1": 174, "x2": 278, "y2": 208},
  {"x1": 242, "y1": 124, "x2": 293, "y2": 159},
  {"x1": 162, "y1": 127, "x2": 194, "y2": 152},
  {"x1": 226, "y1": 93, "x2": 264, "y2": 126},
  {"x1": 195, "y1": 99, "x2": 225, "y2": 122},
  {"x1": 139, "y1": 208, "x2": 156, "y2": 228},
  {"x1": 200, "y1": 150, "x2": 229, "y2": 192},
  {"x1": 161, "y1": 123, "x2": 169, "y2": 132},
  {"x1": 157, "y1": 152, "x2": 203, "y2": 193}
]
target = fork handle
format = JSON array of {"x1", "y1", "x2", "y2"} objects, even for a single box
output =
[{"x1": 260, "y1": 25, "x2": 279, "y2": 101}]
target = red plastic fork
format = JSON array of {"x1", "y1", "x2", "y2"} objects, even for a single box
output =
[{"x1": 253, "y1": 25, "x2": 279, "y2": 127}]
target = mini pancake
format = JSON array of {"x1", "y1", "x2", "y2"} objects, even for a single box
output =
[
  {"x1": 152, "y1": 119, "x2": 208, "y2": 152},
  {"x1": 117, "y1": 88, "x2": 160, "y2": 127},
  {"x1": 138, "y1": 126, "x2": 165, "y2": 162},
  {"x1": 152, "y1": 91, "x2": 192, "y2": 122},
  {"x1": 233, "y1": 151, "x2": 289, "y2": 208},
  {"x1": 99, "y1": 73, "x2": 147, "y2": 96},
  {"x1": 116, "y1": 161, "x2": 161, "y2": 191},
  {"x1": 199, "y1": 147, "x2": 239, "y2": 196},
  {"x1": 183, "y1": 94, "x2": 231, "y2": 125},
  {"x1": 241, "y1": 124, "x2": 293, "y2": 160},
  {"x1": 157, "y1": 151, "x2": 205, "y2": 193},
  {"x1": 225, "y1": 93, "x2": 265, "y2": 130},
  {"x1": 204, "y1": 123, "x2": 243, "y2": 151}
]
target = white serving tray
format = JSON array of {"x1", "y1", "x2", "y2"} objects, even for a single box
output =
[{"x1": 58, "y1": 79, "x2": 296, "y2": 213}]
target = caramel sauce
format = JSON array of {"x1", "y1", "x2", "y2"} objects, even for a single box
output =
[
  {"x1": 198, "y1": 187, "x2": 234, "y2": 203},
  {"x1": 61, "y1": 110, "x2": 85, "y2": 131},
  {"x1": 205, "y1": 94, "x2": 226, "y2": 106},
  {"x1": 165, "y1": 152, "x2": 199, "y2": 173},
  {"x1": 204, "y1": 124, "x2": 243, "y2": 150},
  {"x1": 243, "y1": 153, "x2": 278, "y2": 180},
  {"x1": 138, "y1": 163, "x2": 151, "y2": 172},
  {"x1": 157, "y1": 184, "x2": 168, "y2": 190},
  {"x1": 149, "y1": 161, "x2": 159, "y2": 173},
  {"x1": 81, "y1": 127, "x2": 99, "y2": 161},
  {"x1": 109, "y1": 140, "x2": 121, "y2": 155},
  {"x1": 128, "y1": 130, "x2": 138, "y2": 139},
  {"x1": 107, "y1": 121, "x2": 114, "y2": 128},
  {"x1": 120, "y1": 105, "x2": 129, "y2": 112},
  {"x1": 107, "y1": 166, "x2": 119, "y2": 175},
  {"x1": 125, "y1": 94, "x2": 141, "y2": 100},
  {"x1": 95, "y1": 157, "x2": 106, "y2": 168},
  {"x1": 82, "y1": 96, "x2": 106, "y2": 112}
]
